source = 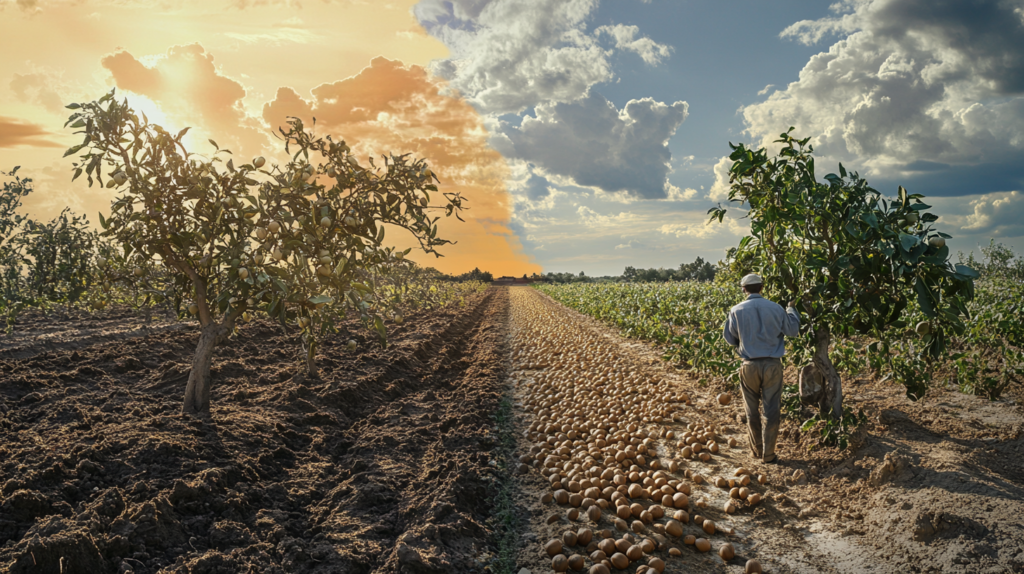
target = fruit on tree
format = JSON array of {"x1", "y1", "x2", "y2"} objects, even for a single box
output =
[
  {"x1": 133, "y1": 268, "x2": 144, "y2": 277},
  {"x1": 268, "y1": 221, "x2": 281, "y2": 234},
  {"x1": 238, "y1": 267, "x2": 249, "y2": 279},
  {"x1": 253, "y1": 156, "x2": 266, "y2": 168},
  {"x1": 188, "y1": 304, "x2": 199, "y2": 315},
  {"x1": 906, "y1": 211, "x2": 920, "y2": 224},
  {"x1": 915, "y1": 321, "x2": 932, "y2": 337},
  {"x1": 256, "y1": 227, "x2": 268, "y2": 240},
  {"x1": 320, "y1": 216, "x2": 332, "y2": 227},
  {"x1": 929, "y1": 236, "x2": 945, "y2": 248}
]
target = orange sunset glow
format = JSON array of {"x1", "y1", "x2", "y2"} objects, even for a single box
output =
[{"x1": 0, "y1": 0, "x2": 539, "y2": 276}]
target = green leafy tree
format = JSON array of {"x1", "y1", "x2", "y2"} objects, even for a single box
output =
[
  {"x1": 709, "y1": 130, "x2": 976, "y2": 416},
  {"x1": 0, "y1": 168, "x2": 32, "y2": 331},
  {"x1": 65, "y1": 90, "x2": 465, "y2": 414},
  {"x1": 19, "y1": 208, "x2": 97, "y2": 313}
]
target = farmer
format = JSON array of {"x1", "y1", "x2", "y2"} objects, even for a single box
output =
[{"x1": 722, "y1": 273, "x2": 800, "y2": 464}]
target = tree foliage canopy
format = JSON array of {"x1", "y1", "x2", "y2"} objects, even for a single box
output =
[{"x1": 709, "y1": 130, "x2": 976, "y2": 359}]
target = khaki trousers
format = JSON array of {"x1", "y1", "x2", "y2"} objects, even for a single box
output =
[{"x1": 739, "y1": 357, "x2": 783, "y2": 462}]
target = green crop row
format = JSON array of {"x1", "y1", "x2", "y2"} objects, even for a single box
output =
[{"x1": 537, "y1": 278, "x2": 1024, "y2": 401}]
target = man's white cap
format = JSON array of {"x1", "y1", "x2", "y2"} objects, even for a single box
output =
[{"x1": 740, "y1": 273, "x2": 763, "y2": 287}]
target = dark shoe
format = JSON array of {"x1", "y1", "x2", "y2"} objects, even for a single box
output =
[{"x1": 763, "y1": 455, "x2": 779, "y2": 464}]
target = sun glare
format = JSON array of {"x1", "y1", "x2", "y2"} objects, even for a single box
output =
[{"x1": 124, "y1": 93, "x2": 174, "y2": 133}]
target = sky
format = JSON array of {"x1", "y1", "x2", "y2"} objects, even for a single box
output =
[{"x1": 1, "y1": 0, "x2": 1022, "y2": 276}]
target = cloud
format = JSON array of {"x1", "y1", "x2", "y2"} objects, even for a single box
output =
[
  {"x1": 741, "y1": 0, "x2": 1024, "y2": 184},
  {"x1": 659, "y1": 209, "x2": 748, "y2": 239},
  {"x1": 502, "y1": 91, "x2": 689, "y2": 198},
  {"x1": 662, "y1": 184, "x2": 697, "y2": 202},
  {"x1": 707, "y1": 155, "x2": 732, "y2": 201},
  {"x1": 223, "y1": 28, "x2": 321, "y2": 45},
  {"x1": 0, "y1": 117, "x2": 62, "y2": 148},
  {"x1": 101, "y1": 43, "x2": 269, "y2": 158},
  {"x1": 595, "y1": 24, "x2": 672, "y2": 65},
  {"x1": 757, "y1": 84, "x2": 774, "y2": 96},
  {"x1": 615, "y1": 238, "x2": 645, "y2": 250},
  {"x1": 414, "y1": 0, "x2": 612, "y2": 114},
  {"x1": 940, "y1": 190, "x2": 1024, "y2": 238},
  {"x1": 9, "y1": 72, "x2": 66, "y2": 113},
  {"x1": 262, "y1": 56, "x2": 540, "y2": 275}
]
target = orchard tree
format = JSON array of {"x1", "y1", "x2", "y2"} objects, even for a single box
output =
[
  {"x1": 0, "y1": 168, "x2": 33, "y2": 332},
  {"x1": 65, "y1": 89, "x2": 466, "y2": 415},
  {"x1": 19, "y1": 208, "x2": 97, "y2": 313},
  {"x1": 709, "y1": 130, "x2": 977, "y2": 417},
  {"x1": 89, "y1": 237, "x2": 173, "y2": 322}
]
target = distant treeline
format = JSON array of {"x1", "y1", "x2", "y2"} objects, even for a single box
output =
[
  {"x1": 539, "y1": 257, "x2": 718, "y2": 284},
  {"x1": 421, "y1": 266, "x2": 495, "y2": 283},
  {"x1": 433, "y1": 242, "x2": 1024, "y2": 286}
]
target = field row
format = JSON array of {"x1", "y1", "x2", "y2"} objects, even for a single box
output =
[
  {"x1": 536, "y1": 279, "x2": 1024, "y2": 402},
  {"x1": 508, "y1": 287, "x2": 776, "y2": 574}
]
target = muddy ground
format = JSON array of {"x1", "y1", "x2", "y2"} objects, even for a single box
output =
[
  {"x1": 508, "y1": 288, "x2": 1024, "y2": 574},
  {"x1": 0, "y1": 288, "x2": 510, "y2": 574}
]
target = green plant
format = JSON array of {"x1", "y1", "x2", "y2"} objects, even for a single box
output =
[
  {"x1": 0, "y1": 167, "x2": 32, "y2": 332},
  {"x1": 800, "y1": 405, "x2": 868, "y2": 451},
  {"x1": 882, "y1": 342, "x2": 932, "y2": 400},
  {"x1": 709, "y1": 129, "x2": 976, "y2": 417},
  {"x1": 18, "y1": 208, "x2": 97, "y2": 312},
  {"x1": 65, "y1": 90, "x2": 466, "y2": 414},
  {"x1": 781, "y1": 383, "x2": 803, "y2": 421}
]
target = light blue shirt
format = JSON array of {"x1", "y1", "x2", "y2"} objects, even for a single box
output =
[{"x1": 723, "y1": 293, "x2": 800, "y2": 360}]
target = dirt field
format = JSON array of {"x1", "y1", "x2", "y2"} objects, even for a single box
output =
[
  {"x1": 2, "y1": 285, "x2": 1023, "y2": 573},
  {"x1": 0, "y1": 288, "x2": 509, "y2": 574},
  {"x1": 507, "y1": 287, "x2": 1024, "y2": 574}
]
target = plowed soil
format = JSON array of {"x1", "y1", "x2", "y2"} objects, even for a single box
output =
[
  {"x1": 0, "y1": 287, "x2": 510, "y2": 574},
  {"x1": 4, "y1": 284, "x2": 1023, "y2": 574}
]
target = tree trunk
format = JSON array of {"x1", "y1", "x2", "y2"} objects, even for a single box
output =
[
  {"x1": 302, "y1": 336, "x2": 318, "y2": 378},
  {"x1": 182, "y1": 322, "x2": 230, "y2": 415},
  {"x1": 812, "y1": 325, "x2": 844, "y2": 420}
]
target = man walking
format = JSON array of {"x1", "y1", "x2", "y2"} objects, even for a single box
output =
[{"x1": 723, "y1": 274, "x2": 800, "y2": 464}]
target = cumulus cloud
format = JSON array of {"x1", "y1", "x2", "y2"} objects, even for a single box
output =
[
  {"x1": 414, "y1": 0, "x2": 611, "y2": 114},
  {"x1": 414, "y1": 0, "x2": 668, "y2": 115},
  {"x1": 941, "y1": 190, "x2": 1024, "y2": 238},
  {"x1": 262, "y1": 57, "x2": 540, "y2": 275},
  {"x1": 741, "y1": 0, "x2": 1024, "y2": 182},
  {"x1": 502, "y1": 92, "x2": 688, "y2": 198},
  {"x1": 0, "y1": 117, "x2": 62, "y2": 148},
  {"x1": 707, "y1": 155, "x2": 732, "y2": 201},
  {"x1": 595, "y1": 24, "x2": 672, "y2": 65},
  {"x1": 101, "y1": 43, "x2": 269, "y2": 158}
]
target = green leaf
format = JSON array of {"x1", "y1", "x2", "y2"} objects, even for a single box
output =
[
  {"x1": 308, "y1": 295, "x2": 333, "y2": 304},
  {"x1": 954, "y1": 264, "x2": 979, "y2": 279},
  {"x1": 209, "y1": 139, "x2": 219, "y2": 150},
  {"x1": 374, "y1": 316, "x2": 387, "y2": 344},
  {"x1": 914, "y1": 278, "x2": 935, "y2": 317},
  {"x1": 899, "y1": 233, "x2": 919, "y2": 252}
]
